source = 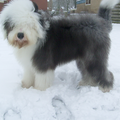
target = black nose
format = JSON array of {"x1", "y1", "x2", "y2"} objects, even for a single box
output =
[{"x1": 17, "y1": 33, "x2": 24, "y2": 39}]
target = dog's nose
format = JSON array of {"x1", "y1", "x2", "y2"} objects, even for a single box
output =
[{"x1": 17, "y1": 33, "x2": 24, "y2": 39}]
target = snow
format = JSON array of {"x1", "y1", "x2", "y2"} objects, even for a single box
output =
[{"x1": 0, "y1": 24, "x2": 120, "y2": 120}]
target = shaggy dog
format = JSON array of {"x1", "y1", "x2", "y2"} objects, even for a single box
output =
[{"x1": 0, "y1": 0, "x2": 119, "y2": 92}]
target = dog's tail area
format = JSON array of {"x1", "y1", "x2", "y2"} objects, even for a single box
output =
[{"x1": 98, "y1": 0, "x2": 120, "y2": 20}]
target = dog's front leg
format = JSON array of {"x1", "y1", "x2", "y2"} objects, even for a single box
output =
[
  {"x1": 34, "y1": 70, "x2": 54, "y2": 91},
  {"x1": 22, "y1": 69, "x2": 34, "y2": 88}
]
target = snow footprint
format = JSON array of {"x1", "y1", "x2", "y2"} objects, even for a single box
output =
[
  {"x1": 3, "y1": 108, "x2": 21, "y2": 120},
  {"x1": 52, "y1": 96, "x2": 75, "y2": 120}
]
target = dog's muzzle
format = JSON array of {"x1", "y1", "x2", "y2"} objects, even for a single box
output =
[{"x1": 11, "y1": 32, "x2": 29, "y2": 48}]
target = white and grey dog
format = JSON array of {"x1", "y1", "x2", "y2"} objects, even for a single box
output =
[{"x1": 0, "y1": 0, "x2": 119, "y2": 92}]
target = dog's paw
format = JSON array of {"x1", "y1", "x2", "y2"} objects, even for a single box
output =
[
  {"x1": 79, "y1": 80, "x2": 88, "y2": 86},
  {"x1": 98, "y1": 72, "x2": 114, "y2": 92},
  {"x1": 98, "y1": 81, "x2": 113, "y2": 92},
  {"x1": 34, "y1": 86, "x2": 48, "y2": 91},
  {"x1": 79, "y1": 80, "x2": 97, "y2": 87},
  {"x1": 21, "y1": 80, "x2": 33, "y2": 89},
  {"x1": 99, "y1": 86, "x2": 113, "y2": 92}
]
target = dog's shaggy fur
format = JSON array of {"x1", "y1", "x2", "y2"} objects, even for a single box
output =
[{"x1": 0, "y1": 0, "x2": 119, "y2": 92}]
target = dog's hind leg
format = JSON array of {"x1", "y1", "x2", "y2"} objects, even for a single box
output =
[
  {"x1": 85, "y1": 58, "x2": 113, "y2": 92},
  {"x1": 34, "y1": 70, "x2": 54, "y2": 91},
  {"x1": 76, "y1": 59, "x2": 98, "y2": 87},
  {"x1": 76, "y1": 58, "x2": 114, "y2": 92}
]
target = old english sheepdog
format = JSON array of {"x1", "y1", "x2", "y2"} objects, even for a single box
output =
[{"x1": 0, "y1": 0, "x2": 119, "y2": 92}]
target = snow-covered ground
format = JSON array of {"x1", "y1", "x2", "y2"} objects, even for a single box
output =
[{"x1": 0, "y1": 24, "x2": 120, "y2": 120}]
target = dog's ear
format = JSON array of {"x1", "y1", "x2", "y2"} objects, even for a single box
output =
[
  {"x1": 37, "y1": 10, "x2": 50, "y2": 30},
  {"x1": 32, "y1": 2, "x2": 38, "y2": 12}
]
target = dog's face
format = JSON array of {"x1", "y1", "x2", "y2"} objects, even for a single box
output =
[{"x1": 0, "y1": 0, "x2": 48, "y2": 48}]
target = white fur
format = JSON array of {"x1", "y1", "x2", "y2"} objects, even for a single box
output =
[
  {"x1": 0, "y1": 0, "x2": 46, "y2": 45},
  {"x1": 100, "y1": 0, "x2": 120, "y2": 8},
  {"x1": 22, "y1": 69, "x2": 34, "y2": 88},
  {"x1": 34, "y1": 70, "x2": 54, "y2": 91},
  {"x1": 14, "y1": 44, "x2": 36, "y2": 88},
  {"x1": 0, "y1": 0, "x2": 53, "y2": 90},
  {"x1": 15, "y1": 46, "x2": 54, "y2": 90}
]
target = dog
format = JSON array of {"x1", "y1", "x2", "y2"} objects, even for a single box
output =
[{"x1": 0, "y1": 0, "x2": 119, "y2": 92}]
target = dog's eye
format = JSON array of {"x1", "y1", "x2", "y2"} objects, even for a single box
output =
[
  {"x1": 32, "y1": 2, "x2": 38, "y2": 12},
  {"x1": 4, "y1": 19, "x2": 14, "y2": 35}
]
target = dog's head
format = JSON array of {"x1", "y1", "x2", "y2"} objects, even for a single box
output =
[{"x1": 0, "y1": 0, "x2": 49, "y2": 48}]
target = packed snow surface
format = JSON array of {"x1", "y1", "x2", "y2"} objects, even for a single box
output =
[{"x1": 0, "y1": 24, "x2": 120, "y2": 120}]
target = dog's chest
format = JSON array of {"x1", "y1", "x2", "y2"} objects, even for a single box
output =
[{"x1": 14, "y1": 45, "x2": 37, "y2": 69}]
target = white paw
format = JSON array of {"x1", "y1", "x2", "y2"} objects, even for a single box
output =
[
  {"x1": 34, "y1": 83, "x2": 51, "y2": 91},
  {"x1": 22, "y1": 80, "x2": 33, "y2": 88}
]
